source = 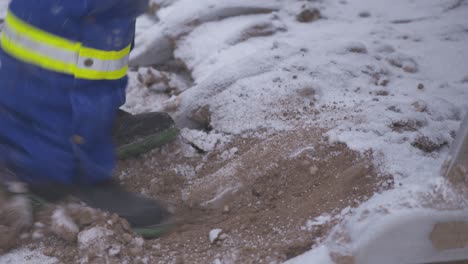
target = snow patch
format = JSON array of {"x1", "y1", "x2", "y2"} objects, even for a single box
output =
[
  {"x1": 305, "y1": 214, "x2": 332, "y2": 231},
  {"x1": 0, "y1": 248, "x2": 58, "y2": 264},
  {"x1": 180, "y1": 129, "x2": 230, "y2": 152}
]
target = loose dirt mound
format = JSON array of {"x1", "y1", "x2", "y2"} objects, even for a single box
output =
[
  {"x1": 1, "y1": 128, "x2": 392, "y2": 263},
  {"x1": 115, "y1": 128, "x2": 392, "y2": 263}
]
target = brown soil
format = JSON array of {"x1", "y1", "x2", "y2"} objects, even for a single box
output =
[
  {"x1": 1, "y1": 128, "x2": 392, "y2": 263},
  {"x1": 113, "y1": 128, "x2": 391, "y2": 263}
]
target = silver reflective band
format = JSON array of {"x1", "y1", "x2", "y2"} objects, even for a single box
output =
[{"x1": 3, "y1": 25, "x2": 78, "y2": 64}]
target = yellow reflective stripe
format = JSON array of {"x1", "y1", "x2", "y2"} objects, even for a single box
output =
[
  {"x1": 0, "y1": 33, "x2": 76, "y2": 74},
  {"x1": 75, "y1": 66, "x2": 129, "y2": 80},
  {"x1": 5, "y1": 10, "x2": 80, "y2": 52},
  {"x1": 2, "y1": 9, "x2": 130, "y2": 80},
  {"x1": 80, "y1": 45, "x2": 131, "y2": 61}
]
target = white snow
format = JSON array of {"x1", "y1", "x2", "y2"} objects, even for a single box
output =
[
  {"x1": 0, "y1": 1, "x2": 9, "y2": 21},
  {"x1": 284, "y1": 245, "x2": 333, "y2": 264},
  {"x1": 305, "y1": 214, "x2": 332, "y2": 231},
  {"x1": 0, "y1": 248, "x2": 58, "y2": 264},
  {"x1": 180, "y1": 128, "x2": 231, "y2": 152}
]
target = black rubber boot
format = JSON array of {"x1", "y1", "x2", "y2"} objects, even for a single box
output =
[
  {"x1": 72, "y1": 181, "x2": 170, "y2": 229},
  {"x1": 113, "y1": 109, "x2": 179, "y2": 159}
]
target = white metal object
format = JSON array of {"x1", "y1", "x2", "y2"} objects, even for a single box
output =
[{"x1": 442, "y1": 113, "x2": 468, "y2": 197}]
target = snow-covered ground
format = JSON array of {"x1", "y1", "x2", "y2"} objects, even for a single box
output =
[
  {"x1": 1, "y1": 0, "x2": 467, "y2": 263},
  {"x1": 127, "y1": 0, "x2": 468, "y2": 262}
]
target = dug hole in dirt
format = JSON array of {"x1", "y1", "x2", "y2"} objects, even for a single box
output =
[{"x1": 0, "y1": 127, "x2": 393, "y2": 263}]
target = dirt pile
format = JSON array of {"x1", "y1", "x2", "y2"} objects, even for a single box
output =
[{"x1": 0, "y1": 128, "x2": 392, "y2": 263}]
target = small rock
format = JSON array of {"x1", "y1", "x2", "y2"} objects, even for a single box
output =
[
  {"x1": 412, "y1": 136, "x2": 447, "y2": 153},
  {"x1": 190, "y1": 105, "x2": 212, "y2": 129},
  {"x1": 391, "y1": 119, "x2": 423, "y2": 132},
  {"x1": 252, "y1": 188, "x2": 261, "y2": 197},
  {"x1": 296, "y1": 8, "x2": 321, "y2": 23},
  {"x1": 417, "y1": 83, "x2": 425, "y2": 90},
  {"x1": 223, "y1": 205, "x2": 230, "y2": 213},
  {"x1": 375, "y1": 90, "x2": 389, "y2": 96},
  {"x1": 129, "y1": 246, "x2": 143, "y2": 256},
  {"x1": 78, "y1": 226, "x2": 114, "y2": 253},
  {"x1": 68, "y1": 205, "x2": 96, "y2": 227},
  {"x1": 32, "y1": 230, "x2": 44, "y2": 240},
  {"x1": 379, "y1": 79, "x2": 389, "y2": 86},
  {"x1": 387, "y1": 54, "x2": 418, "y2": 73},
  {"x1": 209, "y1": 229, "x2": 223, "y2": 243},
  {"x1": 133, "y1": 237, "x2": 145, "y2": 248},
  {"x1": 309, "y1": 166, "x2": 319, "y2": 175},
  {"x1": 387, "y1": 105, "x2": 401, "y2": 113},
  {"x1": 219, "y1": 233, "x2": 228, "y2": 241},
  {"x1": 108, "y1": 244, "x2": 121, "y2": 257},
  {"x1": 123, "y1": 233, "x2": 134, "y2": 244}
]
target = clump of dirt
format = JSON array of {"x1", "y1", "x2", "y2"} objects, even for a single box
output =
[
  {"x1": 296, "y1": 8, "x2": 321, "y2": 23},
  {"x1": 387, "y1": 105, "x2": 401, "y2": 113},
  {"x1": 391, "y1": 119, "x2": 424, "y2": 132},
  {"x1": 361, "y1": 65, "x2": 391, "y2": 86},
  {"x1": 359, "y1": 11, "x2": 371, "y2": 18},
  {"x1": 190, "y1": 105, "x2": 212, "y2": 130},
  {"x1": 137, "y1": 67, "x2": 191, "y2": 95},
  {"x1": 0, "y1": 193, "x2": 33, "y2": 254},
  {"x1": 35, "y1": 203, "x2": 153, "y2": 263},
  {"x1": 375, "y1": 90, "x2": 389, "y2": 96},
  {"x1": 412, "y1": 135, "x2": 448, "y2": 153},
  {"x1": 346, "y1": 42, "x2": 368, "y2": 54},
  {"x1": 387, "y1": 54, "x2": 419, "y2": 73}
]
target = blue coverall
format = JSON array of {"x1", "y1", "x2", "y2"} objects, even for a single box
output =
[{"x1": 0, "y1": 0, "x2": 148, "y2": 186}]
